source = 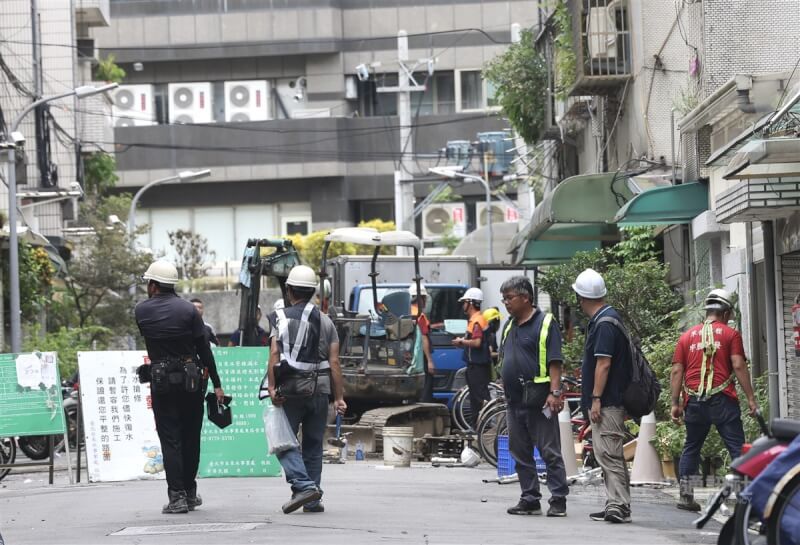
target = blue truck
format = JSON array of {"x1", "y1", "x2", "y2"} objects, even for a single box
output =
[{"x1": 325, "y1": 254, "x2": 478, "y2": 409}]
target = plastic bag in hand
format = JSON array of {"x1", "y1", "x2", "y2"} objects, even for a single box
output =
[{"x1": 263, "y1": 403, "x2": 299, "y2": 455}]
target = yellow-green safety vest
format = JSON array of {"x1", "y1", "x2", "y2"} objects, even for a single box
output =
[{"x1": 499, "y1": 312, "x2": 553, "y2": 384}]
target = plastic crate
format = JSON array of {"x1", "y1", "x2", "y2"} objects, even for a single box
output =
[{"x1": 497, "y1": 435, "x2": 547, "y2": 478}]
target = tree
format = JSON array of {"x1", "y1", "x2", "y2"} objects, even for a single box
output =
[
  {"x1": 483, "y1": 27, "x2": 549, "y2": 144},
  {"x1": 538, "y1": 249, "x2": 682, "y2": 342},
  {"x1": 58, "y1": 194, "x2": 152, "y2": 334},
  {"x1": 1, "y1": 242, "x2": 55, "y2": 324},
  {"x1": 168, "y1": 230, "x2": 216, "y2": 290},
  {"x1": 94, "y1": 54, "x2": 126, "y2": 83}
]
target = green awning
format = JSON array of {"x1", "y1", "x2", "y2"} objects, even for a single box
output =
[
  {"x1": 521, "y1": 240, "x2": 601, "y2": 265},
  {"x1": 510, "y1": 173, "x2": 638, "y2": 264},
  {"x1": 614, "y1": 182, "x2": 709, "y2": 226}
]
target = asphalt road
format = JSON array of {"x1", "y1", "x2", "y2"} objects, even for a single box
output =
[{"x1": 0, "y1": 460, "x2": 722, "y2": 545}]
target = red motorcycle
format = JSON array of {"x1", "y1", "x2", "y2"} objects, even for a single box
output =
[{"x1": 694, "y1": 412, "x2": 800, "y2": 544}]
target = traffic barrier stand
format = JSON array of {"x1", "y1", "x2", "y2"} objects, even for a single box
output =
[
  {"x1": 558, "y1": 404, "x2": 579, "y2": 478},
  {"x1": 629, "y1": 411, "x2": 665, "y2": 486}
]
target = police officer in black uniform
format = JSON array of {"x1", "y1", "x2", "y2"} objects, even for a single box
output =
[{"x1": 135, "y1": 260, "x2": 225, "y2": 514}]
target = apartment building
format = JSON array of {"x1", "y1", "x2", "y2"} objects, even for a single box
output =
[
  {"x1": 89, "y1": 0, "x2": 541, "y2": 263},
  {"x1": 0, "y1": 0, "x2": 112, "y2": 241}
]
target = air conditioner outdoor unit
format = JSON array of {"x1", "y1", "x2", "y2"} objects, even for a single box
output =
[
  {"x1": 587, "y1": 6, "x2": 617, "y2": 59},
  {"x1": 476, "y1": 202, "x2": 520, "y2": 228},
  {"x1": 422, "y1": 202, "x2": 466, "y2": 240},
  {"x1": 168, "y1": 82, "x2": 213, "y2": 124},
  {"x1": 112, "y1": 84, "x2": 155, "y2": 127},
  {"x1": 224, "y1": 80, "x2": 269, "y2": 122}
]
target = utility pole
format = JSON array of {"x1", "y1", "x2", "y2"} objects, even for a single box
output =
[
  {"x1": 376, "y1": 31, "x2": 427, "y2": 255},
  {"x1": 510, "y1": 23, "x2": 536, "y2": 222}
]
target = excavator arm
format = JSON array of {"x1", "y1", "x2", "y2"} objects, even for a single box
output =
[{"x1": 236, "y1": 238, "x2": 301, "y2": 346}]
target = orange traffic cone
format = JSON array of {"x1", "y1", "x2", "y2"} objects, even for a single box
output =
[
  {"x1": 558, "y1": 404, "x2": 579, "y2": 477},
  {"x1": 630, "y1": 411, "x2": 664, "y2": 485}
]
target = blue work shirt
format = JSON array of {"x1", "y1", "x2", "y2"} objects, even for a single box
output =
[
  {"x1": 501, "y1": 309, "x2": 564, "y2": 405},
  {"x1": 580, "y1": 305, "x2": 632, "y2": 409}
]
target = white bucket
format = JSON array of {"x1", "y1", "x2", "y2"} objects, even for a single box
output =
[{"x1": 382, "y1": 427, "x2": 414, "y2": 467}]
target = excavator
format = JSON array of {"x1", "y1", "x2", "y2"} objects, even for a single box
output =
[
  {"x1": 237, "y1": 229, "x2": 452, "y2": 454},
  {"x1": 234, "y1": 237, "x2": 300, "y2": 346}
]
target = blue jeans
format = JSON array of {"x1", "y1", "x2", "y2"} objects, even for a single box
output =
[
  {"x1": 276, "y1": 394, "x2": 329, "y2": 499},
  {"x1": 679, "y1": 394, "x2": 745, "y2": 479}
]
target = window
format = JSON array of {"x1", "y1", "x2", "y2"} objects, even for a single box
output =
[
  {"x1": 358, "y1": 72, "x2": 456, "y2": 117},
  {"x1": 455, "y1": 70, "x2": 500, "y2": 112}
]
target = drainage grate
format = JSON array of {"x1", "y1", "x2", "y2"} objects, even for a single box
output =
[{"x1": 111, "y1": 522, "x2": 266, "y2": 536}]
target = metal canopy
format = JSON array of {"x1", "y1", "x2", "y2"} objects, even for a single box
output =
[
  {"x1": 509, "y1": 172, "x2": 644, "y2": 265},
  {"x1": 324, "y1": 227, "x2": 421, "y2": 250},
  {"x1": 614, "y1": 182, "x2": 709, "y2": 226}
]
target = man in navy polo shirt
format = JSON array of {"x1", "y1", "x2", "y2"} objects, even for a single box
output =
[
  {"x1": 574, "y1": 268, "x2": 633, "y2": 524},
  {"x1": 500, "y1": 276, "x2": 568, "y2": 518}
]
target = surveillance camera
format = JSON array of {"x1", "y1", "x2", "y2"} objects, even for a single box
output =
[
  {"x1": 133, "y1": 62, "x2": 144, "y2": 72},
  {"x1": 355, "y1": 64, "x2": 370, "y2": 82},
  {"x1": 293, "y1": 93, "x2": 304, "y2": 102},
  {"x1": 69, "y1": 181, "x2": 82, "y2": 192},
  {"x1": 10, "y1": 131, "x2": 25, "y2": 146}
]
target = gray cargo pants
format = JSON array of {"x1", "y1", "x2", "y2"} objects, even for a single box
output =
[{"x1": 593, "y1": 406, "x2": 631, "y2": 509}]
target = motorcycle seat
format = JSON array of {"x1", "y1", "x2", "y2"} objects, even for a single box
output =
[{"x1": 771, "y1": 418, "x2": 800, "y2": 441}]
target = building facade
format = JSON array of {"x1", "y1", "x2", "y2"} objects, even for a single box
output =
[{"x1": 90, "y1": 0, "x2": 541, "y2": 263}]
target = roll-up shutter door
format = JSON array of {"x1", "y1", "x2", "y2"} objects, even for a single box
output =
[{"x1": 781, "y1": 254, "x2": 800, "y2": 418}]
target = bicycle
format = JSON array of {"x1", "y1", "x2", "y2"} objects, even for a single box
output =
[{"x1": 450, "y1": 382, "x2": 504, "y2": 433}]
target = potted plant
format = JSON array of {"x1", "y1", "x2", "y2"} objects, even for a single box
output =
[{"x1": 650, "y1": 421, "x2": 685, "y2": 480}]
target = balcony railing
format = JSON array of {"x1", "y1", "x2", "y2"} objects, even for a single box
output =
[{"x1": 569, "y1": 0, "x2": 632, "y2": 95}]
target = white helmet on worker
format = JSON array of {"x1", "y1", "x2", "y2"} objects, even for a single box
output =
[
  {"x1": 458, "y1": 287, "x2": 484, "y2": 303},
  {"x1": 705, "y1": 288, "x2": 733, "y2": 311},
  {"x1": 286, "y1": 265, "x2": 318, "y2": 289},
  {"x1": 408, "y1": 282, "x2": 428, "y2": 298},
  {"x1": 142, "y1": 260, "x2": 179, "y2": 286},
  {"x1": 572, "y1": 268, "x2": 607, "y2": 299}
]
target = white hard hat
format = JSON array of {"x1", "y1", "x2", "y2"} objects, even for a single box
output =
[
  {"x1": 273, "y1": 299, "x2": 285, "y2": 311},
  {"x1": 705, "y1": 288, "x2": 733, "y2": 311},
  {"x1": 408, "y1": 282, "x2": 428, "y2": 297},
  {"x1": 458, "y1": 287, "x2": 484, "y2": 302},
  {"x1": 572, "y1": 268, "x2": 607, "y2": 299},
  {"x1": 142, "y1": 260, "x2": 179, "y2": 286},
  {"x1": 286, "y1": 265, "x2": 318, "y2": 289}
]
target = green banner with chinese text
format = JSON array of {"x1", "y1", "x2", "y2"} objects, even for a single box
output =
[{"x1": 199, "y1": 347, "x2": 281, "y2": 478}]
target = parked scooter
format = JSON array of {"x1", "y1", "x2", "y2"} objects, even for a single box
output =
[{"x1": 694, "y1": 411, "x2": 800, "y2": 544}]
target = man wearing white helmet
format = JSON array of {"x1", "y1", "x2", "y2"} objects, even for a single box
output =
[
  {"x1": 453, "y1": 287, "x2": 491, "y2": 429},
  {"x1": 574, "y1": 268, "x2": 633, "y2": 524},
  {"x1": 135, "y1": 260, "x2": 225, "y2": 515},
  {"x1": 409, "y1": 282, "x2": 435, "y2": 402},
  {"x1": 671, "y1": 288, "x2": 758, "y2": 512},
  {"x1": 265, "y1": 265, "x2": 346, "y2": 514}
]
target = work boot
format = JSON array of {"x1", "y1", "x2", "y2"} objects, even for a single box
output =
[
  {"x1": 677, "y1": 477, "x2": 702, "y2": 512},
  {"x1": 507, "y1": 499, "x2": 542, "y2": 515},
  {"x1": 547, "y1": 497, "x2": 567, "y2": 517},
  {"x1": 186, "y1": 486, "x2": 202, "y2": 511},
  {"x1": 162, "y1": 490, "x2": 189, "y2": 514},
  {"x1": 282, "y1": 488, "x2": 322, "y2": 514},
  {"x1": 303, "y1": 501, "x2": 325, "y2": 513}
]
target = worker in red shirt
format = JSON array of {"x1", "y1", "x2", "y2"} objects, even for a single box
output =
[
  {"x1": 453, "y1": 287, "x2": 491, "y2": 430},
  {"x1": 410, "y1": 283, "x2": 435, "y2": 402},
  {"x1": 670, "y1": 288, "x2": 758, "y2": 512}
]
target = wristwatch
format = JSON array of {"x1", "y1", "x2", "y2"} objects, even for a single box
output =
[{"x1": 550, "y1": 389, "x2": 562, "y2": 398}]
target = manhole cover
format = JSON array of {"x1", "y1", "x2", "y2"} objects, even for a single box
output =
[{"x1": 111, "y1": 522, "x2": 266, "y2": 536}]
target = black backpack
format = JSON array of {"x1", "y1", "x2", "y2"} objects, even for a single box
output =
[{"x1": 596, "y1": 316, "x2": 661, "y2": 420}]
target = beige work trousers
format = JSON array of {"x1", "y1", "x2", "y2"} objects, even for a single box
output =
[{"x1": 593, "y1": 406, "x2": 631, "y2": 509}]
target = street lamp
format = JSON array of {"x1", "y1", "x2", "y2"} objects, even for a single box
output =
[
  {"x1": 3, "y1": 83, "x2": 118, "y2": 353},
  {"x1": 429, "y1": 165, "x2": 494, "y2": 264},
  {"x1": 126, "y1": 169, "x2": 212, "y2": 249}
]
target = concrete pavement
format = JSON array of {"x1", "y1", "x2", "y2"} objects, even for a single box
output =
[{"x1": 1, "y1": 459, "x2": 722, "y2": 545}]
